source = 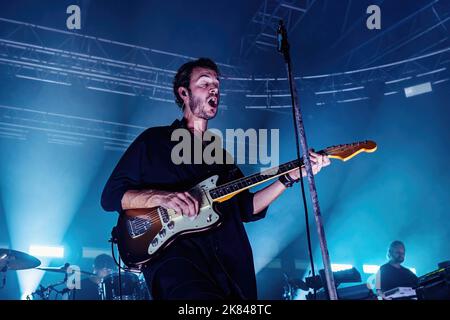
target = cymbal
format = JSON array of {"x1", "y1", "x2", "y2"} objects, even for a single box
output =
[
  {"x1": 36, "y1": 266, "x2": 95, "y2": 276},
  {"x1": 0, "y1": 248, "x2": 41, "y2": 271}
]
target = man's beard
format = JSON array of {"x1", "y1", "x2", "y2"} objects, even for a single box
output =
[
  {"x1": 189, "y1": 93, "x2": 217, "y2": 120},
  {"x1": 393, "y1": 256, "x2": 404, "y2": 264}
]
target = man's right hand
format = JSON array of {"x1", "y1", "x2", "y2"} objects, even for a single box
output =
[{"x1": 154, "y1": 191, "x2": 199, "y2": 218}]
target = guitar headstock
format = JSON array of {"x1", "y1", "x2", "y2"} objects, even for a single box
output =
[{"x1": 324, "y1": 140, "x2": 377, "y2": 162}]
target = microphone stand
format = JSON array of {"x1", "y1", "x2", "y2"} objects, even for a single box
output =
[
  {"x1": 31, "y1": 263, "x2": 73, "y2": 300},
  {"x1": 276, "y1": 20, "x2": 338, "y2": 300}
]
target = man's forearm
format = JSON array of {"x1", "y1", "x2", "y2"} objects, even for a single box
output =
[
  {"x1": 252, "y1": 180, "x2": 288, "y2": 215},
  {"x1": 121, "y1": 189, "x2": 161, "y2": 210},
  {"x1": 252, "y1": 167, "x2": 309, "y2": 215}
]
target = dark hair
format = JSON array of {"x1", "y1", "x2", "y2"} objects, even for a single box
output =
[
  {"x1": 387, "y1": 240, "x2": 405, "y2": 258},
  {"x1": 389, "y1": 240, "x2": 405, "y2": 250},
  {"x1": 94, "y1": 254, "x2": 116, "y2": 270},
  {"x1": 173, "y1": 58, "x2": 220, "y2": 109}
]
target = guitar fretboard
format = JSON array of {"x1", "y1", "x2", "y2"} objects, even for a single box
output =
[
  {"x1": 209, "y1": 158, "x2": 302, "y2": 199},
  {"x1": 207, "y1": 141, "x2": 374, "y2": 200}
]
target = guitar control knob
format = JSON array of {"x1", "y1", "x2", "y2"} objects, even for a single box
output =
[
  {"x1": 151, "y1": 238, "x2": 158, "y2": 247},
  {"x1": 159, "y1": 228, "x2": 166, "y2": 237},
  {"x1": 167, "y1": 221, "x2": 175, "y2": 230}
]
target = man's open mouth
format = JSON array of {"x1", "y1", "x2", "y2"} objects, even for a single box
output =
[{"x1": 207, "y1": 96, "x2": 218, "y2": 107}]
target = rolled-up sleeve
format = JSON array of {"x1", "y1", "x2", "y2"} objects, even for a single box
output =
[
  {"x1": 230, "y1": 166, "x2": 268, "y2": 223},
  {"x1": 236, "y1": 189, "x2": 267, "y2": 223},
  {"x1": 101, "y1": 139, "x2": 146, "y2": 213}
]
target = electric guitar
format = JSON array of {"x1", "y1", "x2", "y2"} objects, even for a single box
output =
[{"x1": 115, "y1": 140, "x2": 377, "y2": 269}]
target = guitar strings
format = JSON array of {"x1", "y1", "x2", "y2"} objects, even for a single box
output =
[
  {"x1": 131, "y1": 208, "x2": 185, "y2": 229},
  {"x1": 130, "y1": 207, "x2": 180, "y2": 228},
  {"x1": 210, "y1": 143, "x2": 363, "y2": 195},
  {"x1": 130, "y1": 209, "x2": 160, "y2": 227},
  {"x1": 210, "y1": 159, "x2": 301, "y2": 195},
  {"x1": 130, "y1": 144, "x2": 367, "y2": 227}
]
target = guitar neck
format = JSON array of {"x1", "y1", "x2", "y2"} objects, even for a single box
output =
[
  {"x1": 208, "y1": 158, "x2": 303, "y2": 202},
  {"x1": 208, "y1": 140, "x2": 376, "y2": 203}
]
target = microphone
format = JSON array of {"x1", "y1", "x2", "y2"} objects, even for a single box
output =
[
  {"x1": 276, "y1": 20, "x2": 290, "y2": 61},
  {"x1": 277, "y1": 20, "x2": 285, "y2": 52}
]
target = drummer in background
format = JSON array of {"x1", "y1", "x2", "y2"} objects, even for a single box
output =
[{"x1": 73, "y1": 254, "x2": 117, "y2": 300}]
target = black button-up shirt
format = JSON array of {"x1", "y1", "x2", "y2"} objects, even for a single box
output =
[{"x1": 101, "y1": 118, "x2": 267, "y2": 299}]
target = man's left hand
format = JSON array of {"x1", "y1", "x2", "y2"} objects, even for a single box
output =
[{"x1": 288, "y1": 149, "x2": 331, "y2": 180}]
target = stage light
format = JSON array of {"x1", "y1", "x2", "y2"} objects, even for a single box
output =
[
  {"x1": 331, "y1": 264, "x2": 353, "y2": 272},
  {"x1": 416, "y1": 67, "x2": 446, "y2": 77},
  {"x1": 21, "y1": 292, "x2": 32, "y2": 300},
  {"x1": 29, "y1": 245, "x2": 64, "y2": 258},
  {"x1": 404, "y1": 82, "x2": 432, "y2": 98},
  {"x1": 385, "y1": 76, "x2": 412, "y2": 84},
  {"x1": 82, "y1": 247, "x2": 110, "y2": 258},
  {"x1": 409, "y1": 267, "x2": 416, "y2": 274},
  {"x1": 363, "y1": 264, "x2": 380, "y2": 274},
  {"x1": 1, "y1": 123, "x2": 106, "y2": 298}
]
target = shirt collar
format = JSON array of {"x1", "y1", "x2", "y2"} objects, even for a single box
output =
[{"x1": 171, "y1": 117, "x2": 188, "y2": 129}]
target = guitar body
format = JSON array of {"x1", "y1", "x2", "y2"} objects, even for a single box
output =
[{"x1": 116, "y1": 175, "x2": 222, "y2": 269}]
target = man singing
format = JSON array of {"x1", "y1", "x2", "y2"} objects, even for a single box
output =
[{"x1": 101, "y1": 58, "x2": 330, "y2": 300}]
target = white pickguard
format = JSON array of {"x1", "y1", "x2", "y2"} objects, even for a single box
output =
[{"x1": 147, "y1": 175, "x2": 220, "y2": 255}]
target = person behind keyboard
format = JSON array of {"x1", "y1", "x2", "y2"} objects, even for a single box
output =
[{"x1": 375, "y1": 240, "x2": 418, "y2": 300}]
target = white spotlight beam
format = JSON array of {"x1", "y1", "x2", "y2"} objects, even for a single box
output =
[
  {"x1": 331, "y1": 264, "x2": 353, "y2": 272},
  {"x1": 363, "y1": 264, "x2": 380, "y2": 274},
  {"x1": 29, "y1": 245, "x2": 64, "y2": 258}
]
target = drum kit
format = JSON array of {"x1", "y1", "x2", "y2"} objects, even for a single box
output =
[{"x1": 0, "y1": 248, "x2": 150, "y2": 300}]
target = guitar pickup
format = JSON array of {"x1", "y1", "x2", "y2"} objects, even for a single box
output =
[{"x1": 159, "y1": 207, "x2": 170, "y2": 223}]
